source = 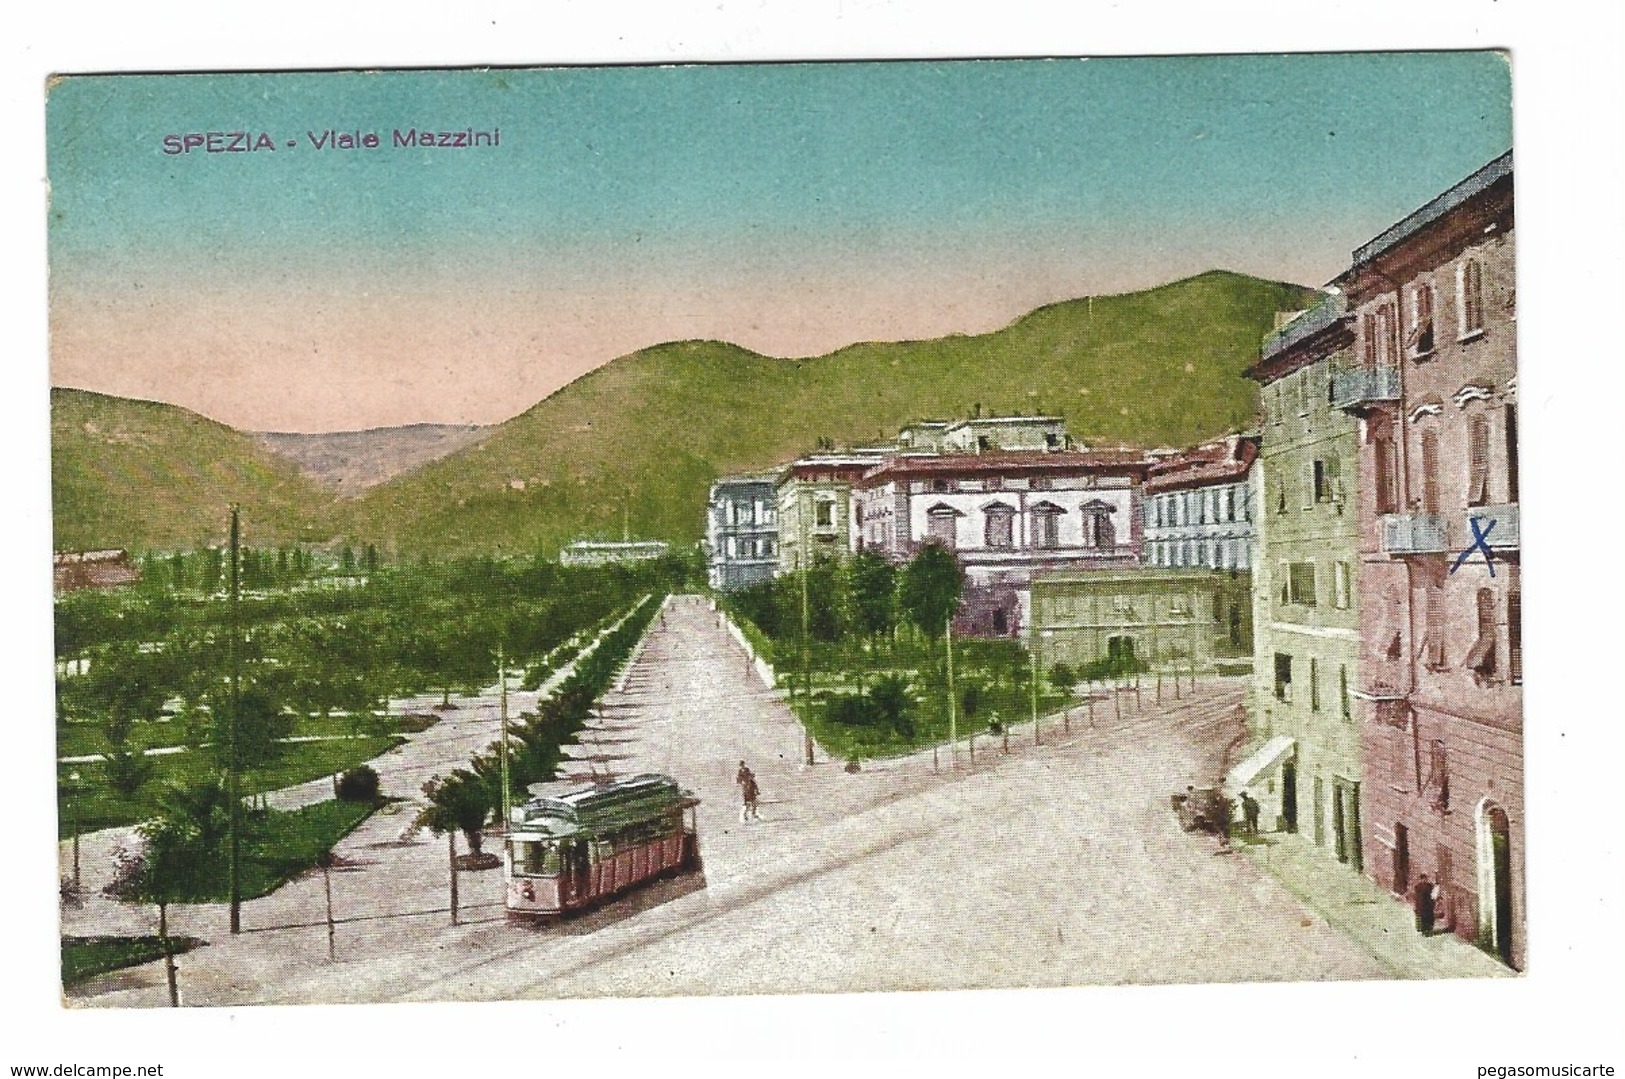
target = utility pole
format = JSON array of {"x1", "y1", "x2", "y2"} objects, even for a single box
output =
[
  {"x1": 799, "y1": 495, "x2": 813, "y2": 766},
  {"x1": 227, "y1": 505, "x2": 242, "y2": 936},
  {"x1": 946, "y1": 617, "x2": 957, "y2": 768},
  {"x1": 498, "y1": 644, "x2": 512, "y2": 827},
  {"x1": 1030, "y1": 635, "x2": 1041, "y2": 746}
]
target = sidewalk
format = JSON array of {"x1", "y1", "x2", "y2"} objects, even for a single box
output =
[{"x1": 1235, "y1": 830, "x2": 1513, "y2": 980}]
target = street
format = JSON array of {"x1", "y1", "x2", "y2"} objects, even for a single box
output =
[{"x1": 65, "y1": 594, "x2": 1395, "y2": 1006}]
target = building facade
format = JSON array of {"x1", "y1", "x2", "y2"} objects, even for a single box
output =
[
  {"x1": 853, "y1": 449, "x2": 1149, "y2": 637},
  {"x1": 896, "y1": 415, "x2": 1069, "y2": 454},
  {"x1": 1242, "y1": 294, "x2": 1365, "y2": 869},
  {"x1": 1143, "y1": 433, "x2": 1260, "y2": 573},
  {"x1": 53, "y1": 549, "x2": 141, "y2": 594},
  {"x1": 1031, "y1": 568, "x2": 1254, "y2": 675},
  {"x1": 705, "y1": 474, "x2": 779, "y2": 592},
  {"x1": 1334, "y1": 151, "x2": 1522, "y2": 968},
  {"x1": 559, "y1": 540, "x2": 670, "y2": 566},
  {"x1": 774, "y1": 453, "x2": 886, "y2": 573}
]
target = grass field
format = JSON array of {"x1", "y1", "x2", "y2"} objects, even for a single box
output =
[
  {"x1": 61, "y1": 935, "x2": 205, "y2": 987},
  {"x1": 57, "y1": 735, "x2": 401, "y2": 839}
]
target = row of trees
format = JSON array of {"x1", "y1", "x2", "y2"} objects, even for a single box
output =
[
  {"x1": 57, "y1": 557, "x2": 690, "y2": 807},
  {"x1": 413, "y1": 595, "x2": 665, "y2": 855}
]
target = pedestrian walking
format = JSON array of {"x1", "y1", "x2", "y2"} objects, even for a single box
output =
[
  {"x1": 1413, "y1": 873, "x2": 1437, "y2": 934},
  {"x1": 736, "y1": 760, "x2": 761, "y2": 822},
  {"x1": 1240, "y1": 790, "x2": 1260, "y2": 835}
]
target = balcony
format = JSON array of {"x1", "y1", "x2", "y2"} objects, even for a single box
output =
[
  {"x1": 1381, "y1": 512, "x2": 1449, "y2": 555},
  {"x1": 1468, "y1": 503, "x2": 1519, "y2": 550},
  {"x1": 1330, "y1": 365, "x2": 1401, "y2": 411}
]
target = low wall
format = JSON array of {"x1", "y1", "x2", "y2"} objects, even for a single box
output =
[{"x1": 709, "y1": 598, "x2": 777, "y2": 689}]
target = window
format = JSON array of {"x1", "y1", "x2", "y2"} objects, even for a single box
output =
[
  {"x1": 1298, "y1": 371, "x2": 1310, "y2": 416},
  {"x1": 1508, "y1": 586, "x2": 1522, "y2": 685},
  {"x1": 1309, "y1": 658, "x2": 1321, "y2": 712},
  {"x1": 814, "y1": 499, "x2": 835, "y2": 528},
  {"x1": 1277, "y1": 560, "x2": 1290, "y2": 605},
  {"x1": 1313, "y1": 456, "x2": 1341, "y2": 504},
  {"x1": 1410, "y1": 284, "x2": 1435, "y2": 356},
  {"x1": 1274, "y1": 653, "x2": 1293, "y2": 703},
  {"x1": 1465, "y1": 587, "x2": 1498, "y2": 680},
  {"x1": 1505, "y1": 404, "x2": 1520, "y2": 503},
  {"x1": 1420, "y1": 429, "x2": 1441, "y2": 515},
  {"x1": 1032, "y1": 505, "x2": 1063, "y2": 549},
  {"x1": 931, "y1": 478, "x2": 954, "y2": 494},
  {"x1": 1339, "y1": 665, "x2": 1351, "y2": 720},
  {"x1": 1272, "y1": 383, "x2": 1284, "y2": 425},
  {"x1": 1424, "y1": 739, "x2": 1450, "y2": 812},
  {"x1": 1421, "y1": 582, "x2": 1446, "y2": 670},
  {"x1": 1361, "y1": 312, "x2": 1378, "y2": 368},
  {"x1": 1459, "y1": 258, "x2": 1485, "y2": 336},
  {"x1": 983, "y1": 503, "x2": 1015, "y2": 549},
  {"x1": 1467, "y1": 414, "x2": 1491, "y2": 506},
  {"x1": 1333, "y1": 562, "x2": 1351, "y2": 609},
  {"x1": 1288, "y1": 562, "x2": 1317, "y2": 606},
  {"x1": 1275, "y1": 470, "x2": 1288, "y2": 515},
  {"x1": 1374, "y1": 305, "x2": 1397, "y2": 367},
  {"x1": 925, "y1": 505, "x2": 958, "y2": 548},
  {"x1": 1374, "y1": 432, "x2": 1399, "y2": 514}
]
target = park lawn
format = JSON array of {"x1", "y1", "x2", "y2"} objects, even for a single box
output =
[
  {"x1": 61, "y1": 935, "x2": 205, "y2": 987},
  {"x1": 183, "y1": 798, "x2": 379, "y2": 901},
  {"x1": 57, "y1": 735, "x2": 401, "y2": 839},
  {"x1": 57, "y1": 710, "x2": 434, "y2": 761},
  {"x1": 794, "y1": 680, "x2": 1074, "y2": 763}
]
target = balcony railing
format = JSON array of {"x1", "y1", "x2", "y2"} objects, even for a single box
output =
[
  {"x1": 1468, "y1": 503, "x2": 1519, "y2": 550},
  {"x1": 1330, "y1": 365, "x2": 1401, "y2": 410},
  {"x1": 1381, "y1": 512, "x2": 1449, "y2": 554}
]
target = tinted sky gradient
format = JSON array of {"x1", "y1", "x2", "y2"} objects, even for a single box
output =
[{"x1": 48, "y1": 54, "x2": 1511, "y2": 431}]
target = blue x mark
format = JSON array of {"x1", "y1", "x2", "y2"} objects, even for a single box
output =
[{"x1": 1451, "y1": 515, "x2": 1498, "y2": 577}]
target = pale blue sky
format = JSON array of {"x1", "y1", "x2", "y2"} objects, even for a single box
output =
[{"x1": 47, "y1": 54, "x2": 1512, "y2": 429}]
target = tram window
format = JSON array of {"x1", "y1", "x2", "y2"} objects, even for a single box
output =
[{"x1": 509, "y1": 839, "x2": 562, "y2": 876}]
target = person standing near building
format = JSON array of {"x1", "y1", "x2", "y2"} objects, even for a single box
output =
[
  {"x1": 736, "y1": 761, "x2": 760, "y2": 822},
  {"x1": 1413, "y1": 873, "x2": 1437, "y2": 935},
  {"x1": 1240, "y1": 790, "x2": 1261, "y2": 835}
]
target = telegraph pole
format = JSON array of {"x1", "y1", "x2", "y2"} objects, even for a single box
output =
[
  {"x1": 498, "y1": 644, "x2": 512, "y2": 827},
  {"x1": 946, "y1": 617, "x2": 957, "y2": 768},
  {"x1": 227, "y1": 505, "x2": 242, "y2": 935},
  {"x1": 799, "y1": 495, "x2": 814, "y2": 766}
]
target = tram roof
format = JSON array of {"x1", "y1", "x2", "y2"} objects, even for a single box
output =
[{"x1": 511, "y1": 773, "x2": 697, "y2": 838}]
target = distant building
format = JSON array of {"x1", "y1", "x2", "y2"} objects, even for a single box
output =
[
  {"x1": 1334, "y1": 150, "x2": 1522, "y2": 968},
  {"x1": 1143, "y1": 433, "x2": 1260, "y2": 572},
  {"x1": 53, "y1": 549, "x2": 141, "y2": 594},
  {"x1": 897, "y1": 415, "x2": 1070, "y2": 454},
  {"x1": 1030, "y1": 567, "x2": 1254, "y2": 676},
  {"x1": 774, "y1": 451, "x2": 890, "y2": 573},
  {"x1": 853, "y1": 449, "x2": 1150, "y2": 637},
  {"x1": 706, "y1": 474, "x2": 779, "y2": 592},
  {"x1": 1240, "y1": 291, "x2": 1365, "y2": 872},
  {"x1": 559, "y1": 540, "x2": 670, "y2": 567}
]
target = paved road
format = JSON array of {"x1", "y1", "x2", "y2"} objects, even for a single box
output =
[{"x1": 67, "y1": 595, "x2": 1387, "y2": 1007}]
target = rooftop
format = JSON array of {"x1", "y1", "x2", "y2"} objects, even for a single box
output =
[
  {"x1": 1145, "y1": 434, "x2": 1259, "y2": 493},
  {"x1": 1258, "y1": 291, "x2": 1347, "y2": 365},
  {"x1": 860, "y1": 448, "x2": 1150, "y2": 485},
  {"x1": 1352, "y1": 150, "x2": 1513, "y2": 268}
]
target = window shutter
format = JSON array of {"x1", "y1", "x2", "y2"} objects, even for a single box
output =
[
  {"x1": 1422, "y1": 586, "x2": 1446, "y2": 669},
  {"x1": 1508, "y1": 588, "x2": 1522, "y2": 685},
  {"x1": 1467, "y1": 415, "x2": 1491, "y2": 505},
  {"x1": 1421, "y1": 430, "x2": 1441, "y2": 515}
]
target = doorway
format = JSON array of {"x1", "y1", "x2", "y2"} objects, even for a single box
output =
[
  {"x1": 1393, "y1": 822, "x2": 1411, "y2": 896},
  {"x1": 1281, "y1": 762, "x2": 1298, "y2": 833},
  {"x1": 1477, "y1": 803, "x2": 1515, "y2": 966}
]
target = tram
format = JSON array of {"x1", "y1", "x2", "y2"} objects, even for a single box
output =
[{"x1": 504, "y1": 773, "x2": 701, "y2": 920}]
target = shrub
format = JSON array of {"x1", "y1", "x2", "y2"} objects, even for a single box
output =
[
  {"x1": 336, "y1": 765, "x2": 381, "y2": 803},
  {"x1": 826, "y1": 693, "x2": 880, "y2": 727}
]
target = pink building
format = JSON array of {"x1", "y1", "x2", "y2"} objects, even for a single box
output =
[
  {"x1": 1332, "y1": 151, "x2": 1522, "y2": 968},
  {"x1": 853, "y1": 449, "x2": 1150, "y2": 637}
]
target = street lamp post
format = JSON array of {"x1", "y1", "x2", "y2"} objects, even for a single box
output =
[
  {"x1": 1030, "y1": 633, "x2": 1041, "y2": 747},
  {"x1": 946, "y1": 616, "x2": 957, "y2": 769},
  {"x1": 498, "y1": 645, "x2": 511, "y2": 828},
  {"x1": 66, "y1": 770, "x2": 82, "y2": 891}
]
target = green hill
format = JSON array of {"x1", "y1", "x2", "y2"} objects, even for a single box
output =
[
  {"x1": 51, "y1": 388, "x2": 337, "y2": 552},
  {"x1": 341, "y1": 270, "x2": 1319, "y2": 558}
]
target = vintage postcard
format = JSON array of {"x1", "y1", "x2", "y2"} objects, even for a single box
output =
[{"x1": 47, "y1": 53, "x2": 1523, "y2": 1009}]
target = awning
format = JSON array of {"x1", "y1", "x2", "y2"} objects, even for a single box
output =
[{"x1": 1224, "y1": 735, "x2": 1296, "y2": 798}]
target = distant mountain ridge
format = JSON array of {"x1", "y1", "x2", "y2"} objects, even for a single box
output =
[
  {"x1": 255, "y1": 424, "x2": 492, "y2": 498},
  {"x1": 50, "y1": 270, "x2": 1321, "y2": 556}
]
